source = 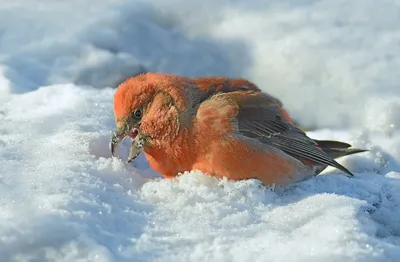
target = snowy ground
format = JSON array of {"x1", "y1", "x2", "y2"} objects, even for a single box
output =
[{"x1": 1, "y1": 0, "x2": 400, "y2": 261}]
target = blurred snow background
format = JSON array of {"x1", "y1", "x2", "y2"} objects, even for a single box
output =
[{"x1": 1, "y1": 0, "x2": 400, "y2": 261}]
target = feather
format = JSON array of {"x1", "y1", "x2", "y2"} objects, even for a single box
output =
[{"x1": 223, "y1": 92, "x2": 355, "y2": 177}]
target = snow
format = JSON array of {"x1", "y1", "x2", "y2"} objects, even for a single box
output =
[{"x1": 0, "y1": 0, "x2": 400, "y2": 261}]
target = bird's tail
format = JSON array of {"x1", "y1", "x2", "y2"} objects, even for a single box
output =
[
  {"x1": 315, "y1": 140, "x2": 368, "y2": 159},
  {"x1": 313, "y1": 139, "x2": 368, "y2": 175}
]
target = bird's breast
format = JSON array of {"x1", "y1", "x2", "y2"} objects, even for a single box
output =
[{"x1": 143, "y1": 128, "x2": 198, "y2": 178}]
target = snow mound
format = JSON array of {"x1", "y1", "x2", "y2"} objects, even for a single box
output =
[
  {"x1": 1, "y1": 0, "x2": 400, "y2": 261},
  {"x1": 0, "y1": 86, "x2": 399, "y2": 261}
]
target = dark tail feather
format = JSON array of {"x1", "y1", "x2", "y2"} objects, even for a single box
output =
[
  {"x1": 313, "y1": 139, "x2": 368, "y2": 175},
  {"x1": 314, "y1": 139, "x2": 368, "y2": 159},
  {"x1": 320, "y1": 147, "x2": 369, "y2": 160},
  {"x1": 314, "y1": 139, "x2": 352, "y2": 149}
]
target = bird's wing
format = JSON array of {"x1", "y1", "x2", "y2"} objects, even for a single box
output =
[{"x1": 202, "y1": 91, "x2": 354, "y2": 177}]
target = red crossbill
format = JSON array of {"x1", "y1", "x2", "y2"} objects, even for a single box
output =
[{"x1": 110, "y1": 72, "x2": 366, "y2": 186}]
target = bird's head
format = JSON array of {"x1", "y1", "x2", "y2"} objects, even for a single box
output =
[{"x1": 110, "y1": 73, "x2": 188, "y2": 162}]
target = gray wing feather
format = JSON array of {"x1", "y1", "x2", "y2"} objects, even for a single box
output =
[{"x1": 237, "y1": 104, "x2": 354, "y2": 177}]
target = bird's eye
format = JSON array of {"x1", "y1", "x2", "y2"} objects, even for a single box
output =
[{"x1": 133, "y1": 108, "x2": 142, "y2": 119}]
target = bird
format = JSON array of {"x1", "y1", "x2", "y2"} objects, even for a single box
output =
[{"x1": 110, "y1": 72, "x2": 367, "y2": 186}]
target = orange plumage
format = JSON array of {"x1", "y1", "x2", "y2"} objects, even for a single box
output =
[{"x1": 110, "y1": 72, "x2": 366, "y2": 186}]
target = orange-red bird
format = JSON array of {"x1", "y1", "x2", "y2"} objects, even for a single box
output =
[{"x1": 110, "y1": 72, "x2": 366, "y2": 186}]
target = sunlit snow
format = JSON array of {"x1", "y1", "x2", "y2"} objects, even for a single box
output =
[{"x1": 1, "y1": 0, "x2": 400, "y2": 261}]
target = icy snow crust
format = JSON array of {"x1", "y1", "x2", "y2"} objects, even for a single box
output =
[{"x1": 1, "y1": 0, "x2": 400, "y2": 261}]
